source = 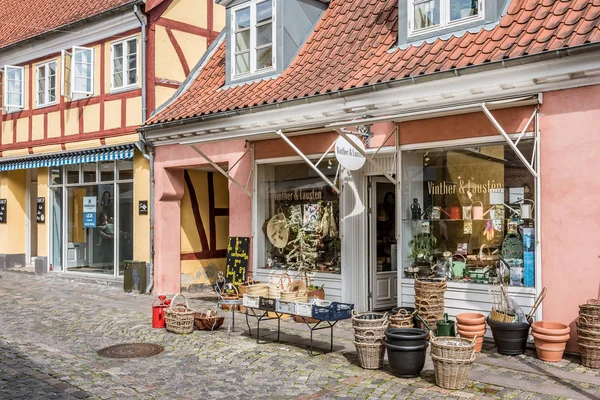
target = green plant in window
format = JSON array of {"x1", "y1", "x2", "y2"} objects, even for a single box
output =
[
  {"x1": 285, "y1": 205, "x2": 319, "y2": 273},
  {"x1": 408, "y1": 232, "x2": 437, "y2": 266}
]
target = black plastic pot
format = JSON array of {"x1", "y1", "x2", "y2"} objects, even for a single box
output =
[
  {"x1": 390, "y1": 307, "x2": 418, "y2": 328},
  {"x1": 385, "y1": 341, "x2": 428, "y2": 378},
  {"x1": 385, "y1": 328, "x2": 428, "y2": 346},
  {"x1": 487, "y1": 316, "x2": 530, "y2": 355}
]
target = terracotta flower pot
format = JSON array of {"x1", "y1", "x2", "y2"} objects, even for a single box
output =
[
  {"x1": 456, "y1": 322, "x2": 486, "y2": 333},
  {"x1": 456, "y1": 312, "x2": 486, "y2": 326},
  {"x1": 457, "y1": 327, "x2": 486, "y2": 338},
  {"x1": 532, "y1": 331, "x2": 570, "y2": 362},
  {"x1": 531, "y1": 321, "x2": 570, "y2": 336}
]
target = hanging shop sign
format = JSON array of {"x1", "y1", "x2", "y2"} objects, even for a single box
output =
[
  {"x1": 225, "y1": 237, "x2": 250, "y2": 285},
  {"x1": 36, "y1": 197, "x2": 45, "y2": 223},
  {"x1": 83, "y1": 196, "x2": 97, "y2": 228},
  {"x1": 335, "y1": 135, "x2": 366, "y2": 171},
  {"x1": 0, "y1": 199, "x2": 6, "y2": 223}
]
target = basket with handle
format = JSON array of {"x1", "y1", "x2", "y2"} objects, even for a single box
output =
[
  {"x1": 281, "y1": 278, "x2": 308, "y2": 299},
  {"x1": 165, "y1": 293, "x2": 195, "y2": 334},
  {"x1": 580, "y1": 300, "x2": 600, "y2": 317},
  {"x1": 430, "y1": 336, "x2": 476, "y2": 359},
  {"x1": 220, "y1": 284, "x2": 240, "y2": 311},
  {"x1": 354, "y1": 341, "x2": 385, "y2": 369},
  {"x1": 194, "y1": 308, "x2": 224, "y2": 331},
  {"x1": 579, "y1": 343, "x2": 600, "y2": 368},
  {"x1": 352, "y1": 310, "x2": 389, "y2": 328},
  {"x1": 267, "y1": 273, "x2": 292, "y2": 299},
  {"x1": 431, "y1": 351, "x2": 477, "y2": 390}
]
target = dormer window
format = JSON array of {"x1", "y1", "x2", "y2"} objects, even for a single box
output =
[
  {"x1": 409, "y1": 0, "x2": 483, "y2": 35},
  {"x1": 231, "y1": 0, "x2": 275, "y2": 78}
]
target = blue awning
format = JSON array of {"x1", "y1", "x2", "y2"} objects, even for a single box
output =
[{"x1": 0, "y1": 145, "x2": 135, "y2": 172}]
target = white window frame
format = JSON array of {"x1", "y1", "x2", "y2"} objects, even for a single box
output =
[
  {"x1": 110, "y1": 36, "x2": 139, "y2": 92},
  {"x1": 230, "y1": 0, "x2": 276, "y2": 79},
  {"x1": 2, "y1": 65, "x2": 25, "y2": 110},
  {"x1": 61, "y1": 46, "x2": 94, "y2": 100},
  {"x1": 408, "y1": 0, "x2": 484, "y2": 37},
  {"x1": 36, "y1": 60, "x2": 58, "y2": 108}
]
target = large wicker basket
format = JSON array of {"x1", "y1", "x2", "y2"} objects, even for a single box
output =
[
  {"x1": 579, "y1": 343, "x2": 600, "y2": 368},
  {"x1": 352, "y1": 310, "x2": 389, "y2": 328},
  {"x1": 430, "y1": 336, "x2": 476, "y2": 359},
  {"x1": 165, "y1": 293, "x2": 195, "y2": 334},
  {"x1": 354, "y1": 341, "x2": 385, "y2": 369},
  {"x1": 431, "y1": 353, "x2": 476, "y2": 390}
]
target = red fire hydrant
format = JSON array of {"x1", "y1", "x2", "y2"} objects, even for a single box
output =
[{"x1": 152, "y1": 295, "x2": 169, "y2": 328}]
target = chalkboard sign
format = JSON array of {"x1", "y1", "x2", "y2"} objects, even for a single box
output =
[
  {"x1": 0, "y1": 199, "x2": 6, "y2": 223},
  {"x1": 225, "y1": 237, "x2": 250, "y2": 285},
  {"x1": 36, "y1": 197, "x2": 45, "y2": 223}
]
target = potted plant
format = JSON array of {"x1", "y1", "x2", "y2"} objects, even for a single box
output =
[{"x1": 407, "y1": 232, "x2": 437, "y2": 277}]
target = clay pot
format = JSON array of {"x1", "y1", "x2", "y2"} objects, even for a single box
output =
[
  {"x1": 531, "y1": 321, "x2": 570, "y2": 362},
  {"x1": 531, "y1": 321, "x2": 570, "y2": 336},
  {"x1": 456, "y1": 325, "x2": 486, "y2": 352},
  {"x1": 456, "y1": 312, "x2": 486, "y2": 326}
]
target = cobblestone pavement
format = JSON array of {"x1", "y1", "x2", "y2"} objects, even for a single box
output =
[{"x1": 0, "y1": 271, "x2": 599, "y2": 400}]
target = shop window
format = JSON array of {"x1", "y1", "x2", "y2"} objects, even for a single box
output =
[
  {"x1": 257, "y1": 161, "x2": 341, "y2": 274},
  {"x1": 409, "y1": 0, "x2": 483, "y2": 35},
  {"x1": 82, "y1": 163, "x2": 96, "y2": 183},
  {"x1": 50, "y1": 167, "x2": 63, "y2": 185},
  {"x1": 231, "y1": 0, "x2": 275, "y2": 78},
  {"x1": 117, "y1": 160, "x2": 134, "y2": 180},
  {"x1": 111, "y1": 37, "x2": 138, "y2": 91},
  {"x1": 401, "y1": 141, "x2": 535, "y2": 287},
  {"x1": 65, "y1": 165, "x2": 80, "y2": 184},
  {"x1": 100, "y1": 161, "x2": 115, "y2": 181}
]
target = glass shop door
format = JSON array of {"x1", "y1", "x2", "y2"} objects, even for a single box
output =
[{"x1": 369, "y1": 177, "x2": 398, "y2": 310}]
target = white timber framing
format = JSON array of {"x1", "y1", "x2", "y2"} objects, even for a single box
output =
[{"x1": 189, "y1": 143, "x2": 254, "y2": 197}]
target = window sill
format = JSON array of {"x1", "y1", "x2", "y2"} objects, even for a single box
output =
[
  {"x1": 109, "y1": 85, "x2": 139, "y2": 96},
  {"x1": 407, "y1": 16, "x2": 485, "y2": 43},
  {"x1": 36, "y1": 102, "x2": 58, "y2": 110}
]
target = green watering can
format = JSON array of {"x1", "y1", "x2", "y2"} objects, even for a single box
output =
[{"x1": 436, "y1": 313, "x2": 456, "y2": 337}]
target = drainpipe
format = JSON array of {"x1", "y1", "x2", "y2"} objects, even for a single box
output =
[
  {"x1": 146, "y1": 146, "x2": 155, "y2": 294},
  {"x1": 133, "y1": 4, "x2": 147, "y2": 124}
]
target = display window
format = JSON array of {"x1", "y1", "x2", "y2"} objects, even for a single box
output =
[
  {"x1": 48, "y1": 161, "x2": 134, "y2": 276},
  {"x1": 401, "y1": 141, "x2": 536, "y2": 286},
  {"x1": 257, "y1": 161, "x2": 341, "y2": 274}
]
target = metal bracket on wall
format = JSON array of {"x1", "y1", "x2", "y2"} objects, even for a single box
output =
[
  {"x1": 190, "y1": 144, "x2": 253, "y2": 197},
  {"x1": 275, "y1": 130, "x2": 340, "y2": 194},
  {"x1": 481, "y1": 103, "x2": 539, "y2": 178},
  {"x1": 335, "y1": 128, "x2": 397, "y2": 185}
]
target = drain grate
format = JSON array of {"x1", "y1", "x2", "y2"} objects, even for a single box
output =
[{"x1": 97, "y1": 343, "x2": 164, "y2": 359}]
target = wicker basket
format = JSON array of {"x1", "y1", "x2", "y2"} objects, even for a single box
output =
[
  {"x1": 354, "y1": 332, "x2": 385, "y2": 343},
  {"x1": 431, "y1": 352, "x2": 476, "y2": 389},
  {"x1": 267, "y1": 273, "x2": 292, "y2": 299},
  {"x1": 194, "y1": 309, "x2": 224, "y2": 331},
  {"x1": 353, "y1": 324, "x2": 388, "y2": 338},
  {"x1": 165, "y1": 293, "x2": 195, "y2": 334},
  {"x1": 579, "y1": 314, "x2": 600, "y2": 327},
  {"x1": 390, "y1": 310, "x2": 414, "y2": 328},
  {"x1": 579, "y1": 343, "x2": 600, "y2": 368},
  {"x1": 577, "y1": 333, "x2": 600, "y2": 346},
  {"x1": 579, "y1": 300, "x2": 600, "y2": 317},
  {"x1": 354, "y1": 341, "x2": 385, "y2": 369},
  {"x1": 352, "y1": 310, "x2": 389, "y2": 328},
  {"x1": 430, "y1": 336, "x2": 476, "y2": 359},
  {"x1": 247, "y1": 282, "x2": 270, "y2": 297}
]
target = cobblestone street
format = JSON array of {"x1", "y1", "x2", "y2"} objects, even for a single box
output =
[{"x1": 0, "y1": 271, "x2": 598, "y2": 400}]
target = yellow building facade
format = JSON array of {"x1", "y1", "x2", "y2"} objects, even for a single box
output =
[{"x1": 0, "y1": 0, "x2": 223, "y2": 282}]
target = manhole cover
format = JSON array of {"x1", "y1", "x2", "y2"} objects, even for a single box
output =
[{"x1": 97, "y1": 343, "x2": 164, "y2": 359}]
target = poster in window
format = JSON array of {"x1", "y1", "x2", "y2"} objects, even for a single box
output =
[
  {"x1": 303, "y1": 203, "x2": 319, "y2": 230},
  {"x1": 99, "y1": 184, "x2": 114, "y2": 217}
]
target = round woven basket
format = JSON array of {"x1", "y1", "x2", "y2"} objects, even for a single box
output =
[
  {"x1": 354, "y1": 341, "x2": 385, "y2": 370},
  {"x1": 354, "y1": 333, "x2": 385, "y2": 344},
  {"x1": 165, "y1": 294, "x2": 195, "y2": 334},
  {"x1": 579, "y1": 300, "x2": 600, "y2": 317},
  {"x1": 430, "y1": 336, "x2": 476, "y2": 359},
  {"x1": 431, "y1": 352, "x2": 476, "y2": 390},
  {"x1": 193, "y1": 309, "x2": 225, "y2": 331},
  {"x1": 579, "y1": 314, "x2": 600, "y2": 327},
  {"x1": 577, "y1": 333, "x2": 600, "y2": 346},
  {"x1": 353, "y1": 325, "x2": 388, "y2": 337},
  {"x1": 351, "y1": 310, "x2": 389, "y2": 328},
  {"x1": 579, "y1": 343, "x2": 600, "y2": 368},
  {"x1": 247, "y1": 283, "x2": 269, "y2": 297}
]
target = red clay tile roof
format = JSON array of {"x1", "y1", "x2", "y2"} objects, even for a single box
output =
[
  {"x1": 147, "y1": 0, "x2": 600, "y2": 125},
  {"x1": 0, "y1": 0, "x2": 137, "y2": 50}
]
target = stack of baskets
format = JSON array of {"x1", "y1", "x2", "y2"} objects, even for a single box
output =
[
  {"x1": 430, "y1": 336, "x2": 477, "y2": 390},
  {"x1": 390, "y1": 308, "x2": 416, "y2": 328},
  {"x1": 414, "y1": 278, "x2": 447, "y2": 331},
  {"x1": 352, "y1": 311, "x2": 389, "y2": 369},
  {"x1": 267, "y1": 273, "x2": 292, "y2": 299},
  {"x1": 577, "y1": 299, "x2": 600, "y2": 368},
  {"x1": 165, "y1": 293, "x2": 195, "y2": 334}
]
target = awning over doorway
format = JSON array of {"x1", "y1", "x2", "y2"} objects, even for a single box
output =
[{"x1": 0, "y1": 145, "x2": 135, "y2": 172}]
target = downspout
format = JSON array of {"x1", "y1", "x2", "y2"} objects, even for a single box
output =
[
  {"x1": 133, "y1": 4, "x2": 153, "y2": 293},
  {"x1": 133, "y1": 4, "x2": 147, "y2": 123}
]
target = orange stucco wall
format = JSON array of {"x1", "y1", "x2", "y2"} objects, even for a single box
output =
[{"x1": 539, "y1": 85, "x2": 600, "y2": 353}]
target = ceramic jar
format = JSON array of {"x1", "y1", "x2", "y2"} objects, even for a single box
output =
[
  {"x1": 456, "y1": 312, "x2": 486, "y2": 352},
  {"x1": 532, "y1": 321, "x2": 570, "y2": 362}
]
